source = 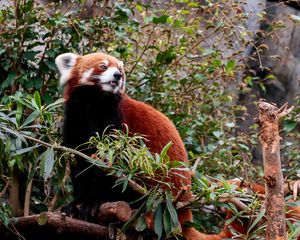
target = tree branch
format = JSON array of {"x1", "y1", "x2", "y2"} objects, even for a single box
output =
[{"x1": 257, "y1": 99, "x2": 288, "y2": 240}]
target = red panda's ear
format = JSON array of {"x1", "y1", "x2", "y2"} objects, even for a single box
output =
[{"x1": 55, "y1": 53, "x2": 78, "y2": 85}]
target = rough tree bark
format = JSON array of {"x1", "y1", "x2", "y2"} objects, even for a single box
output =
[
  {"x1": 0, "y1": 201, "x2": 133, "y2": 240},
  {"x1": 257, "y1": 99, "x2": 293, "y2": 240}
]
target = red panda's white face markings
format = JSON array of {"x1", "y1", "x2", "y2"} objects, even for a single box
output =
[{"x1": 55, "y1": 52, "x2": 126, "y2": 95}]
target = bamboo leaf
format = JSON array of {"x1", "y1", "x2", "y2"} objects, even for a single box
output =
[
  {"x1": 163, "y1": 205, "x2": 172, "y2": 236},
  {"x1": 12, "y1": 144, "x2": 40, "y2": 156},
  {"x1": 165, "y1": 191, "x2": 179, "y2": 228},
  {"x1": 154, "y1": 203, "x2": 163, "y2": 239},
  {"x1": 41, "y1": 147, "x2": 55, "y2": 180},
  {"x1": 247, "y1": 208, "x2": 266, "y2": 233},
  {"x1": 20, "y1": 110, "x2": 39, "y2": 128}
]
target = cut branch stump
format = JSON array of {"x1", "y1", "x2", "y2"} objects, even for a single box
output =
[{"x1": 257, "y1": 99, "x2": 293, "y2": 240}]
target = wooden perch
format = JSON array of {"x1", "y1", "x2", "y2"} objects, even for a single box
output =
[
  {"x1": 0, "y1": 201, "x2": 135, "y2": 240},
  {"x1": 257, "y1": 99, "x2": 293, "y2": 240},
  {"x1": 1, "y1": 212, "x2": 109, "y2": 240}
]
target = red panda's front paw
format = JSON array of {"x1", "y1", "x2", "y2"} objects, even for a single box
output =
[
  {"x1": 61, "y1": 201, "x2": 101, "y2": 222},
  {"x1": 61, "y1": 201, "x2": 80, "y2": 219},
  {"x1": 77, "y1": 201, "x2": 101, "y2": 222}
]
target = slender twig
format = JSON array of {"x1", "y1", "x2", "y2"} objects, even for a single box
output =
[
  {"x1": 127, "y1": 5, "x2": 171, "y2": 80},
  {"x1": 0, "y1": 219, "x2": 26, "y2": 240},
  {"x1": 23, "y1": 163, "x2": 32, "y2": 217},
  {"x1": 98, "y1": 0, "x2": 109, "y2": 19},
  {"x1": 173, "y1": 188, "x2": 187, "y2": 205},
  {"x1": 171, "y1": 27, "x2": 221, "y2": 66},
  {"x1": 278, "y1": 104, "x2": 294, "y2": 119},
  {"x1": 192, "y1": 158, "x2": 201, "y2": 176},
  {"x1": 48, "y1": 161, "x2": 71, "y2": 212},
  {"x1": 22, "y1": 135, "x2": 147, "y2": 196},
  {"x1": 218, "y1": 195, "x2": 250, "y2": 213},
  {"x1": 23, "y1": 135, "x2": 94, "y2": 162},
  {"x1": 126, "y1": 25, "x2": 157, "y2": 80}
]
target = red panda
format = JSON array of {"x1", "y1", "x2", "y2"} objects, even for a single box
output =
[{"x1": 55, "y1": 52, "x2": 225, "y2": 240}]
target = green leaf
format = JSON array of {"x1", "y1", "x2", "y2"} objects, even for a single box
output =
[
  {"x1": 2, "y1": 72, "x2": 16, "y2": 88},
  {"x1": 247, "y1": 208, "x2": 265, "y2": 233},
  {"x1": 153, "y1": 15, "x2": 169, "y2": 24},
  {"x1": 20, "y1": 110, "x2": 40, "y2": 128},
  {"x1": 16, "y1": 102, "x2": 23, "y2": 126},
  {"x1": 135, "y1": 217, "x2": 147, "y2": 232},
  {"x1": 12, "y1": 144, "x2": 39, "y2": 156},
  {"x1": 122, "y1": 201, "x2": 146, "y2": 232},
  {"x1": 154, "y1": 203, "x2": 163, "y2": 239},
  {"x1": 283, "y1": 120, "x2": 297, "y2": 132},
  {"x1": 122, "y1": 174, "x2": 132, "y2": 193},
  {"x1": 146, "y1": 190, "x2": 156, "y2": 211},
  {"x1": 45, "y1": 59, "x2": 57, "y2": 71},
  {"x1": 165, "y1": 191, "x2": 179, "y2": 228},
  {"x1": 225, "y1": 60, "x2": 236, "y2": 71},
  {"x1": 23, "y1": 51, "x2": 39, "y2": 61},
  {"x1": 163, "y1": 205, "x2": 172, "y2": 236},
  {"x1": 237, "y1": 143, "x2": 249, "y2": 151},
  {"x1": 41, "y1": 147, "x2": 55, "y2": 180},
  {"x1": 225, "y1": 122, "x2": 235, "y2": 128},
  {"x1": 160, "y1": 141, "x2": 172, "y2": 159},
  {"x1": 1, "y1": 126, "x2": 26, "y2": 142},
  {"x1": 156, "y1": 47, "x2": 176, "y2": 64},
  {"x1": 34, "y1": 91, "x2": 42, "y2": 110},
  {"x1": 212, "y1": 130, "x2": 223, "y2": 138}
]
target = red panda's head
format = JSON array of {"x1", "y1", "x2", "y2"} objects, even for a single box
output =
[{"x1": 55, "y1": 52, "x2": 126, "y2": 99}]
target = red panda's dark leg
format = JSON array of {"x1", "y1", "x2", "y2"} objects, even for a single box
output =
[{"x1": 61, "y1": 85, "x2": 126, "y2": 221}]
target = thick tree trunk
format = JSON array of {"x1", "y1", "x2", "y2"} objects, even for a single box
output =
[{"x1": 257, "y1": 99, "x2": 293, "y2": 240}]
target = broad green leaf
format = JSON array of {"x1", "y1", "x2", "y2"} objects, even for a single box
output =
[
  {"x1": 2, "y1": 72, "x2": 16, "y2": 88},
  {"x1": 225, "y1": 60, "x2": 236, "y2": 71},
  {"x1": 23, "y1": 51, "x2": 39, "y2": 61},
  {"x1": 44, "y1": 98, "x2": 64, "y2": 111},
  {"x1": 283, "y1": 120, "x2": 297, "y2": 132},
  {"x1": 41, "y1": 147, "x2": 55, "y2": 180},
  {"x1": 20, "y1": 110, "x2": 39, "y2": 128},
  {"x1": 153, "y1": 15, "x2": 169, "y2": 24},
  {"x1": 34, "y1": 91, "x2": 42, "y2": 110}
]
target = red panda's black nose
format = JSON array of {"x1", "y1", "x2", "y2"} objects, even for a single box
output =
[{"x1": 113, "y1": 72, "x2": 122, "y2": 81}]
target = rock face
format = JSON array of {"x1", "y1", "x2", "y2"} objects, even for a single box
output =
[
  {"x1": 255, "y1": 2, "x2": 300, "y2": 105},
  {"x1": 239, "y1": 1, "x2": 300, "y2": 161}
]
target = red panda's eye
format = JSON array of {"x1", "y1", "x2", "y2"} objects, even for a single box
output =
[{"x1": 100, "y1": 65, "x2": 107, "y2": 70}]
